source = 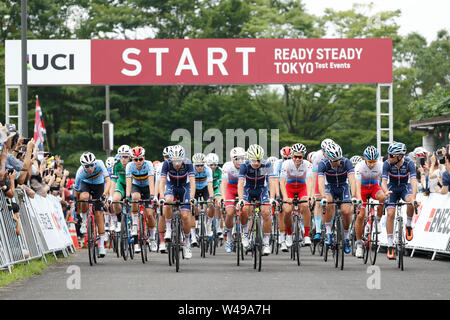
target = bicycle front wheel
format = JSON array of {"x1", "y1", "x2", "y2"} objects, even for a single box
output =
[
  {"x1": 369, "y1": 216, "x2": 378, "y2": 265},
  {"x1": 87, "y1": 215, "x2": 95, "y2": 266},
  {"x1": 139, "y1": 214, "x2": 147, "y2": 264}
]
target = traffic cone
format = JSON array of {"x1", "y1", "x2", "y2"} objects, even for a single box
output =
[{"x1": 67, "y1": 215, "x2": 80, "y2": 249}]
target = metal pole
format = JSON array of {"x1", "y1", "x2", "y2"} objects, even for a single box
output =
[
  {"x1": 105, "y1": 86, "x2": 110, "y2": 157},
  {"x1": 20, "y1": 0, "x2": 28, "y2": 138}
]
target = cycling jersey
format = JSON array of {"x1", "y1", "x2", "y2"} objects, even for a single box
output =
[
  {"x1": 112, "y1": 161, "x2": 126, "y2": 185},
  {"x1": 280, "y1": 159, "x2": 313, "y2": 186},
  {"x1": 317, "y1": 157, "x2": 354, "y2": 187},
  {"x1": 74, "y1": 160, "x2": 109, "y2": 191},
  {"x1": 355, "y1": 161, "x2": 383, "y2": 188},
  {"x1": 239, "y1": 160, "x2": 275, "y2": 189},
  {"x1": 126, "y1": 160, "x2": 154, "y2": 187},
  {"x1": 194, "y1": 165, "x2": 213, "y2": 190},
  {"x1": 274, "y1": 159, "x2": 284, "y2": 178},
  {"x1": 211, "y1": 167, "x2": 222, "y2": 196},
  {"x1": 311, "y1": 150, "x2": 327, "y2": 195},
  {"x1": 382, "y1": 157, "x2": 416, "y2": 186},
  {"x1": 222, "y1": 161, "x2": 240, "y2": 184},
  {"x1": 160, "y1": 158, "x2": 195, "y2": 187}
]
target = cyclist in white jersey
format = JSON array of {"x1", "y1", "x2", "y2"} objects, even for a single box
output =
[
  {"x1": 222, "y1": 147, "x2": 246, "y2": 253},
  {"x1": 280, "y1": 143, "x2": 314, "y2": 248}
]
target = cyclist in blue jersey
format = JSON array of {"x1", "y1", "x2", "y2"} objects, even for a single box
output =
[
  {"x1": 381, "y1": 142, "x2": 417, "y2": 259},
  {"x1": 237, "y1": 144, "x2": 277, "y2": 256},
  {"x1": 159, "y1": 145, "x2": 196, "y2": 259},
  {"x1": 318, "y1": 142, "x2": 358, "y2": 254},
  {"x1": 74, "y1": 152, "x2": 111, "y2": 257},
  {"x1": 126, "y1": 146, "x2": 157, "y2": 253},
  {"x1": 192, "y1": 153, "x2": 214, "y2": 242}
]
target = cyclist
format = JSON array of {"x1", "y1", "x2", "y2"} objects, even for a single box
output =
[
  {"x1": 311, "y1": 138, "x2": 334, "y2": 242},
  {"x1": 105, "y1": 156, "x2": 116, "y2": 232},
  {"x1": 111, "y1": 145, "x2": 132, "y2": 234},
  {"x1": 222, "y1": 147, "x2": 246, "y2": 253},
  {"x1": 237, "y1": 144, "x2": 277, "y2": 256},
  {"x1": 155, "y1": 146, "x2": 172, "y2": 253},
  {"x1": 318, "y1": 142, "x2": 357, "y2": 254},
  {"x1": 159, "y1": 145, "x2": 196, "y2": 259},
  {"x1": 126, "y1": 146, "x2": 157, "y2": 253},
  {"x1": 192, "y1": 153, "x2": 214, "y2": 246},
  {"x1": 280, "y1": 143, "x2": 314, "y2": 249},
  {"x1": 274, "y1": 147, "x2": 292, "y2": 251},
  {"x1": 354, "y1": 146, "x2": 385, "y2": 258},
  {"x1": 381, "y1": 142, "x2": 417, "y2": 260},
  {"x1": 206, "y1": 153, "x2": 224, "y2": 238},
  {"x1": 74, "y1": 152, "x2": 111, "y2": 258}
]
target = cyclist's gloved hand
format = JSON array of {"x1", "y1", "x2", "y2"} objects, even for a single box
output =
[
  {"x1": 269, "y1": 198, "x2": 277, "y2": 207},
  {"x1": 320, "y1": 198, "x2": 327, "y2": 207},
  {"x1": 351, "y1": 197, "x2": 360, "y2": 205},
  {"x1": 159, "y1": 198, "x2": 165, "y2": 205},
  {"x1": 238, "y1": 199, "x2": 245, "y2": 208},
  {"x1": 190, "y1": 198, "x2": 197, "y2": 205}
]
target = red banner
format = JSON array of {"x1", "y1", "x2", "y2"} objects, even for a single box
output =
[{"x1": 91, "y1": 38, "x2": 392, "y2": 85}]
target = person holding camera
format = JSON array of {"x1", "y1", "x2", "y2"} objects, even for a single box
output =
[{"x1": 439, "y1": 146, "x2": 450, "y2": 195}]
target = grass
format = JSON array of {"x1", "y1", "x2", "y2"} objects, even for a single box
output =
[{"x1": 0, "y1": 254, "x2": 60, "y2": 287}]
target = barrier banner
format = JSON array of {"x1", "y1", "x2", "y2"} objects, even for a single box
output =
[
  {"x1": 5, "y1": 38, "x2": 392, "y2": 85},
  {"x1": 378, "y1": 193, "x2": 450, "y2": 254}
]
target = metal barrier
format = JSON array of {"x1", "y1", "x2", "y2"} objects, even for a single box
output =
[{"x1": 0, "y1": 190, "x2": 73, "y2": 273}]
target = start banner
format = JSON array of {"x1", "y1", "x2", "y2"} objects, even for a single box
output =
[{"x1": 5, "y1": 38, "x2": 392, "y2": 85}]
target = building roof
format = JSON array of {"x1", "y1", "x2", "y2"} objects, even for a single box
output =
[{"x1": 409, "y1": 115, "x2": 450, "y2": 131}]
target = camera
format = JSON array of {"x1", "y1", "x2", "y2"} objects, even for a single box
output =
[
  {"x1": 419, "y1": 157, "x2": 426, "y2": 167},
  {"x1": 44, "y1": 152, "x2": 52, "y2": 158},
  {"x1": 22, "y1": 138, "x2": 31, "y2": 144}
]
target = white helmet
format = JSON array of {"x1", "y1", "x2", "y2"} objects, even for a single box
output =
[
  {"x1": 80, "y1": 152, "x2": 96, "y2": 166},
  {"x1": 230, "y1": 147, "x2": 246, "y2": 160},
  {"x1": 106, "y1": 157, "x2": 115, "y2": 169},
  {"x1": 267, "y1": 156, "x2": 278, "y2": 166},
  {"x1": 192, "y1": 153, "x2": 206, "y2": 164},
  {"x1": 247, "y1": 144, "x2": 265, "y2": 161},
  {"x1": 307, "y1": 151, "x2": 316, "y2": 162},
  {"x1": 117, "y1": 144, "x2": 131, "y2": 155},
  {"x1": 350, "y1": 155, "x2": 363, "y2": 166},
  {"x1": 321, "y1": 138, "x2": 334, "y2": 151},
  {"x1": 325, "y1": 143, "x2": 343, "y2": 161},
  {"x1": 163, "y1": 146, "x2": 172, "y2": 157},
  {"x1": 169, "y1": 145, "x2": 185, "y2": 160},
  {"x1": 291, "y1": 143, "x2": 307, "y2": 155},
  {"x1": 206, "y1": 153, "x2": 219, "y2": 165}
]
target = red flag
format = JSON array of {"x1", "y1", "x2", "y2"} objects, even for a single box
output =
[{"x1": 33, "y1": 97, "x2": 46, "y2": 151}]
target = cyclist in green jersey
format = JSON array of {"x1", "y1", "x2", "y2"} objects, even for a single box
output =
[
  {"x1": 206, "y1": 153, "x2": 223, "y2": 236},
  {"x1": 111, "y1": 145, "x2": 132, "y2": 232}
]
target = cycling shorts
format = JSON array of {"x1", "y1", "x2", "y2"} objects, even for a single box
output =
[
  {"x1": 386, "y1": 184, "x2": 412, "y2": 209},
  {"x1": 286, "y1": 183, "x2": 308, "y2": 199},
  {"x1": 361, "y1": 184, "x2": 382, "y2": 209}
]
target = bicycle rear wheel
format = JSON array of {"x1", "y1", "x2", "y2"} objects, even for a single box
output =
[
  {"x1": 120, "y1": 214, "x2": 128, "y2": 261},
  {"x1": 363, "y1": 217, "x2": 370, "y2": 264},
  {"x1": 200, "y1": 214, "x2": 206, "y2": 258},
  {"x1": 139, "y1": 214, "x2": 147, "y2": 264},
  {"x1": 397, "y1": 217, "x2": 404, "y2": 271},
  {"x1": 255, "y1": 216, "x2": 262, "y2": 272},
  {"x1": 335, "y1": 215, "x2": 345, "y2": 270},
  {"x1": 295, "y1": 218, "x2": 301, "y2": 266},
  {"x1": 175, "y1": 218, "x2": 181, "y2": 272}
]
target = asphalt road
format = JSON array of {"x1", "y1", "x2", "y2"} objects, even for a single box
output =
[{"x1": 1, "y1": 243, "x2": 449, "y2": 300}]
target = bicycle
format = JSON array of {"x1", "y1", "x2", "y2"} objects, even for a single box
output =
[
  {"x1": 245, "y1": 199, "x2": 265, "y2": 272},
  {"x1": 76, "y1": 198, "x2": 104, "y2": 266},
  {"x1": 228, "y1": 199, "x2": 245, "y2": 266},
  {"x1": 129, "y1": 199, "x2": 153, "y2": 264},
  {"x1": 116, "y1": 201, "x2": 134, "y2": 261},
  {"x1": 282, "y1": 195, "x2": 310, "y2": 266},
  {"x1": 270, "y1": 202, "x2": 280, "y2": 255},
  {"x1": 323, "y1": 200, "x2": 356, "y2": 270},
  {"x1": 349, "y1": 206, "x2": 358, "y2": 256},
  {"x1": 361, "y1": 197, "x2": 380, "y2": 265},
  {"x1": 163, "y1": 200, "x2": 193, "y2": 272},
  {"x1": 383, "y1": 201, "x2": 418, "y2": 271},
  {"x1": 196, "y1": 199, "x2": 212, "y2": 258}
]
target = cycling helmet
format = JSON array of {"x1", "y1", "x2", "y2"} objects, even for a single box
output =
[
  {"x1": 131, "y1": 146, "x2": 145, "y2": 158},
  {"x1": 117, "y1": 144, "x2": 131, "y2": 155},
  {"x1": 307, "y1": 152, "x2": 316, "y2": 162},
  {"x1": 163, "y1": 146, "x2": 172, "y2": 157},
  {"x1": 247, "y1": 144, "x2": 265, "y2": 161},
  {"x1": 80, "y1": 152, "x2": 96, "y2": 166},
  {"x1": 267, "y1": 156, "x2": 278, "y2": 166},
  {"x1": 291, "y1": 143, "x2": 307, "y2": 155},
  {"x1": 387, "y1": 142, "x2": 406, "y2": 156},
  {"x1": 325, "y1": 143, "x2": 343, "y2": 161},
  {"x1": 206, "y1": 153, "x2": 219, "y2": 165},
  {"x1": 280, "y1": 146, "x2": 292, "y2": 159},
  {"x1": 321, "y1": 138, "x2": 334, "y2": 151},
  {"x1": 350, "y1": 155, "x2": 363, "y2": 166},
  {"x1": 169, "y1": 145, "x2": 185, "y2": 160},
  {"x1": 230, "y1": 147, "x2": 246, "y2": 160},
  {"x1": 192, "y1": 153, "x2": 206, "y2": 164},
  {"x1": 414, "y1": 147, "x2": 427, "y2": 158},
  {"x1": 363, "y1": 146, "x2": 379, "y2": 161},
  {"x1": 105, "y1": 157, "x2": 115, "y2": 169}
]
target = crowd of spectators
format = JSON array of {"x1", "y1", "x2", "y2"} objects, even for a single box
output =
[{"x1": 0, "y1": 122, "x2": 75, "y2": 227}]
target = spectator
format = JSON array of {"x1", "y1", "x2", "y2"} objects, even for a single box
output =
[
  {"x1": 418, "y1": 153, "x2": 445, "y2": 195},
  {"x1": 440, "y1": 146, "x2": 450, "y2": 195}
]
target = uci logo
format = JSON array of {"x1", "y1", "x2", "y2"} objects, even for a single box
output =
[{"x1": 29, "y1": 53, "x2": 75, "y2": 71}]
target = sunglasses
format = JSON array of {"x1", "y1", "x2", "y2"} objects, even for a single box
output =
[
  {"x1": 119, "y1": 155, "x2": 130, "y2": 159},
  {"x1": 233, "y1": 157, "x2": 245, "y2": 162},
  {"x1": 388, "y1": 154, "x2": 397, "y2": 158},
  {"x1": 282, "y1": 156, "x2": 292, "y2": 160},
  {"x1": 293, "y1": 155, "x2": 303, "y2": 160},
  {"x1": 331, "y1": 159, "x2": 341, "y2": 163},
  {"x1": 172, "y1": 159, "x2": 182, "y2": 164},
  {"x1": 195, "y1": 164, "x2": 204, "y2": 168},
  {"x1": 251, "y1": 160, "x2": 261, "y2": 163},
  {"x1": 366, "y1": 159, "x2": 378, "y2": 164},
  {"x1": 209, "y1": 164, "x2": 218, "y2": 167},
  {"x1": 133, "y1": 157, "x2": 144, "y2": 162},
  {"x1": 84, "y1": 164, "x2": 95, "y2": 169}
]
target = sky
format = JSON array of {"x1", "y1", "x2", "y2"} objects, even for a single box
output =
[{"x1": 301, "y1": 0, "x2": 450, "y2": 43}]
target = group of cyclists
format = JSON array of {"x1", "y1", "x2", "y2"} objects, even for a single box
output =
[{"x1": 73, "y1": 138, "x2": 418, "y2": 264}]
